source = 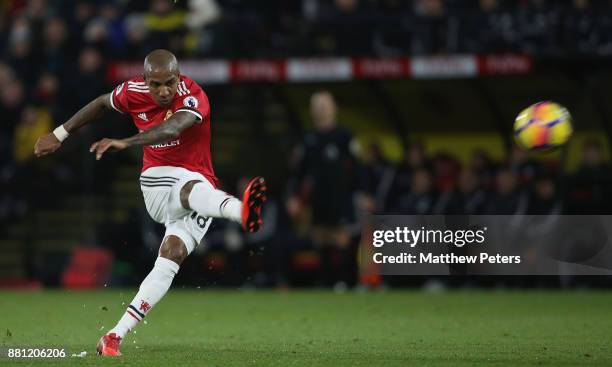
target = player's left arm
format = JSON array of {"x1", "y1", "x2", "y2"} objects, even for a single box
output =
[{"x1": 89, "y1": 111, "x2": 197, "y2": 160}]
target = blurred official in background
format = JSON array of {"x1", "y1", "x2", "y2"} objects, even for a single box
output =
[{"x1": 289, "y1": 91, "x2": 359, "y2": 287}]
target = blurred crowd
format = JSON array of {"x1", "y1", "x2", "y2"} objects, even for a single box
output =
[
  {"x1": 2, "y1": 0, "x2": 612, "y2": 63},
  {"x1": 2, "y1": 0, "x2": 611, "y2": 204},
  {"x1": 262, "y1": 90, "x2": 611, "y2": 287},
  {"x1": 1, "y1": 0, "x2": 611, "y2": 181},
  {"x1": 1, "y1": 0, "x2": 612, "y2": 288}
]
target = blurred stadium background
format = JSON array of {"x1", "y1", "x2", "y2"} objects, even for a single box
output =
[{"x1": 1, "y1": 0, "x2": 611, "y2": 291}]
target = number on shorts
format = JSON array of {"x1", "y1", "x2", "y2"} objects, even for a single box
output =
[{"x1": 190, "y1": 212, "x2": 208, "y2": 229}]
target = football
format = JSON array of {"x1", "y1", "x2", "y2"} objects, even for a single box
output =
[{"x1": 514, "y1": 101, "x2": 573, "y2": 151}]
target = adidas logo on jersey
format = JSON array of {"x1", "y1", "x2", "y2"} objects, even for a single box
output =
[
  {"x1": 177, "y1": 81, "x2": 190, "y2": 96},
  {"x1": 138, "y1": 113, "x2": 148, "y2": 121}
]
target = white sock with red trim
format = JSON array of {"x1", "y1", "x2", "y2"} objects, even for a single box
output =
[
  {"x1": 188, "y1": 182, "x2": 242, "y2": 223},
  {"x1": 109, "y1": 257, "x2": 179, "y2": 338}
]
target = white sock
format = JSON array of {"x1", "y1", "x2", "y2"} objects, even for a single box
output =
[
  {"x1": 188, "y1": 182, "x2": 242, "y2": 223},
  {"x1": 109, "y1": 257, "x2": 179, "y2": 338}
]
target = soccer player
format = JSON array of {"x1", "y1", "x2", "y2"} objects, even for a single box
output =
[{"x1": 33, "y1": 49, "x2": 267, "y2": 356}]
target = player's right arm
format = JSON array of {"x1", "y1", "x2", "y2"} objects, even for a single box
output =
[{"x1": 34, "y1": 92, "x2": 114, "y2": 157}]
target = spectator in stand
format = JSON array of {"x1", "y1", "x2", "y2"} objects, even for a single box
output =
[
  {"x1": 577, "y1": 139, "x2": 610, "y2": 179},
  {"x1": 62, "y1": 47, "x2": 107, "y2": 116},
  {"x1": 526, "y1": 170, "x2": 563, "y2": 214},
  {"x1": 435, "y1": 168, "x2": 488, "y2": 214},
  {"x1": 68, "y1": 1, "x2": 96, "y2": 50},
  {"x1": 463, "y1": 0, "x2": 518, "y2": 53},
  {"x1": 597, "y1": 0, "x2": 612, "y2": 55},
  {"x1": 430, "y1": 152, "x2": 461, "y2": 193},
  {"x1": 0, "y1": 75, "x2": 25, "y2": 139},
  {"x1": 509, "y1": 145, "x2": 540, "y2": 185},
  {"x1": 516, "y1": 0, "x2": 563, "y2": 55},
  {"x1": 98, "y1": 3, "x2": 126, "y2": 54},
  {"x1": 13, "y1": 105, "x2": 52, "y2": 164},
  {"x1": 312, "y1": 0, "x2": 375, "y2": 56},
  {"x1": 143, "y1": 0, "x2": 187, "y2": 55},
  {"x1": 371, "y1": 1, "x2": 411, "y2": 56},
  {"x1": 42, "y1": 17, "x2": 69, "y2": 75},
  {"x1": 3, "y1": 104, "x2": 53, "y2": 220},
  {"x1": 486, "y1": 167, "x2": 528, "y2": 215},
  {"x1": 567, "y1": 139, "x2": 612, "y2": 213},
  {"x1": 123, "y1": 14, "x2": 150, "y2": 59},
  {"x1": 378, "y1": 142, "x2": 430, "y2": 213},
  {"x1": 358, "y1": 142, "x2": 389, "y2": 212},
  {"x1": 0, "y1": 64, "x2": 19, "y2": 190},
  {"x1": 8, "y1": 15, "x2": 38, "y2": 86},
  {"x1": 469, "y1": 148, "x2": 498, "y2": 191},
  {"x1": 34, "y1": 72, "x2": 59, "y2": 110},
  {"x1": 83, "y1": 15, "x2": 111, "y2": 54},
  {"x1": 22, "y1": 0, "x2": 50, "y2": 61},
  {"x1": 389, "y1": 168, "x2": 437, "y2": 215},
  {"x1": 562, "y1": 0, "x2": 598, "y2": 55},
  {"x1": 411, "y1": 0, "x2": 454, "y2": 55},
  {"x1": 184, "y1": 0, "x2": 222, "y2": 56}
]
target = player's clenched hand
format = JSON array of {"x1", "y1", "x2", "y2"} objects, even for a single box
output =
[
  {"x1": 90, "y1": 138, "x2": 129, "y2": 160},
  {"x1": 34, "y1": 133, "x2": 62, "y2": 157}
]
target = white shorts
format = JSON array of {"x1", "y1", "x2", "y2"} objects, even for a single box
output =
[{"x1": 140, "y1": 166, "x2": 213, "y2": 254}]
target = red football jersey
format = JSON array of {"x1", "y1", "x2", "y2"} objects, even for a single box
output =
[{"x1": 109, "y1": 75, "x2": 218, "y2": 187}]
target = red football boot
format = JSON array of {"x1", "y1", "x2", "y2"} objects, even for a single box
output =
[
  {"x1": 96, "y1": 333, "x2": 122, "y2": 357},
  {"x1": 241, "y1": 177, "x2": 267, "y2": 233}
]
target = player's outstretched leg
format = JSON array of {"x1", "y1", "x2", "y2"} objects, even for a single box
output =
[
  {"x1": 97, "y1": 236, "x2": 186, "y2": 357},
  {"x1": 184, "y1": 176, "x2": 267, "y2": 232}
]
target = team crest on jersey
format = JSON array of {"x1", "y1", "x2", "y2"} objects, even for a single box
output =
[
  {"x1": 164, "y1": 110, "x2": 173, "y2": 121},
  {"x1": 183, "y1": 96, "x2": 198, "y2": 109}
]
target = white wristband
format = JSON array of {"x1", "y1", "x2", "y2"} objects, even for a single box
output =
[{"x1": 53, "y1": 125, "x2": 69, "y2": 142}]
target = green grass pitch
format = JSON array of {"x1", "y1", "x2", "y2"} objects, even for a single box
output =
[{"x1": 0, "y1": 290, "x2": 611, "y2": 366}]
